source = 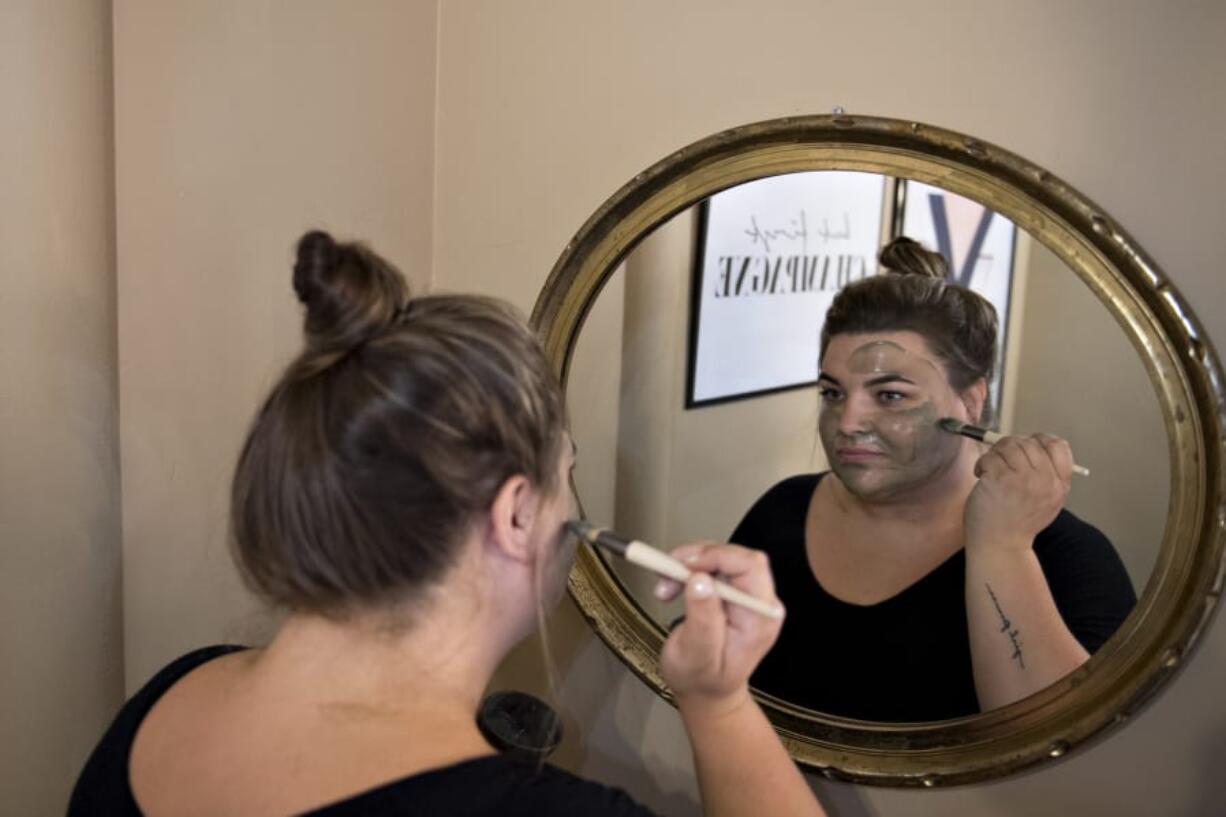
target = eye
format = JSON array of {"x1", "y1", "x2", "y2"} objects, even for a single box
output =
[
  {"x1": 876, "y1": 390, "x2": 907, "y2": 404},
  {"x1": 819, "y1": 387, "x2": 844, "y2": 403}
]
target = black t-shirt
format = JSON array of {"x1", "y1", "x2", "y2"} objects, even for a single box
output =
[
  {"x1": 732, "y1": 473, "x2": 1137, "y2": 722},
  {"x1": 69, "y1": 645, "x2": 657, "y2": 817}
]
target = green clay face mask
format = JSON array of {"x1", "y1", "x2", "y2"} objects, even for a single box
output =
[{"x1": 818, "y1": 337, "x2": 964, "y2": 499}]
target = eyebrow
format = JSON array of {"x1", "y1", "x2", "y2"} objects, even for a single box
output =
[
  {"x1": 865, "y1": 373, "x2": 917, "y2": 387},
  {"x1": 818, "y1": 372, "x2": 917, "y2": 387}
]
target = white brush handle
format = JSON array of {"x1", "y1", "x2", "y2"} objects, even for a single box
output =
[
  {"x1": 624, "y1": 542, "x2": 784, "y2": 620},
  {"x1": 979, "y1": 429, "x2": 1091, "y2": 477}
]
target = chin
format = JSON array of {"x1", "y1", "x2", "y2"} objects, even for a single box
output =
[{"x1": 835, "y1": 465, "x2": 916, "y2": 501}]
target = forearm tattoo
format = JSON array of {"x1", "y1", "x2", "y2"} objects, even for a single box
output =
[{"x1": 986, "y1": 583, "x2": 1025, "y2": 669}]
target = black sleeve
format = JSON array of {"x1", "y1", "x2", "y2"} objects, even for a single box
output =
[
  {"x1": 730, "y1": 488, "x2": 773, "y2": 550},
  {"x1": 516, "y1": 768, "x2": 661, "y2": 817},
  {"x1": 1034, "y1": 511, "x2": 1138, "y2": 653},
  {"x1": 332, "y1": 758, "x2": 662, "y2": 817}
]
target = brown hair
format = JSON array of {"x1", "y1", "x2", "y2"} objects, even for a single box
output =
[
  {"x1": 230, "y1": 230, "x2": 567, "y2": 614},
  {"x1": 820, "y1": 236, "x2": 999, "y2": 423}
]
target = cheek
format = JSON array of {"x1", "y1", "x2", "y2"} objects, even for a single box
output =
[
  {"x1": 882, "y1": 417, "x2": 916, "y2": 442},
  {"x1": 871, "y1": 405, "x2": 917, "y2": 438},
  {"x1": 554, "y1": 537, "x2": 576, "y2": 580},
  {"x1": 874, "y1": 414, "x2": 921, "y2": 460},
  {"x1": 817, "y1": 404, "x2": 838, "y2": 440},
  {"x1": 873, "y1": 401, "x2": 942, "y2": 462},
  {"x1": 908, "y1": 404, "x2": 958, "y2": 464},
  {"x1": 544, "y1": 529, "x2": 576, "y2": 597}
]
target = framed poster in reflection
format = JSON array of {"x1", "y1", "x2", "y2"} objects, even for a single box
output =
[
  {"x1": 686, "y1": 171, "x2": 889, "y2": 408},
  {"x1": 892, "y1": 180, "x2": 1018, "y2": 426}
]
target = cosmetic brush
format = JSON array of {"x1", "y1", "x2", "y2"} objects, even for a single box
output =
[
  {"x1": 937, "y1": 417, "x2": 1090, "y2": 477},
  {"x1": 566, "y1": 520, "x2": 784, "y2": 620}
]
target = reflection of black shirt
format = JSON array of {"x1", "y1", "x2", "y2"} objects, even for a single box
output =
[
  {"x1": 732, "y1": 473, "x2": 1137, "y2": 722},
  {"x1": 69, "y1": 646, "x2": 657, "y2": 817}
]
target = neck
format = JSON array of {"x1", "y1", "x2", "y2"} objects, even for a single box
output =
[{"x1": 251, "y1": 583, "x2": 512, "y2": 722}]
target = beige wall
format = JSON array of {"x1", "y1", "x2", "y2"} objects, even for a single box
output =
[
  {"x1": 112, "y1": 0, "x2": 439, "y2": 688},
  {"x1": 1011, "y1": 241, "x2": 1168, "y2": 584},
  {"x1": 438, "y1": 2, "x2": 1226, "y2": 816},
  {"x1": 616, "y1": 209, "x2": 830, "y2": 547},
  {"x1": 594, "y1": 210, "x2": 830, "y2": 621},
  {"x1": 8, "y1": 1, "x2": 1225, "y2": 814},
  {"x1": 0, "y1": 2, "x2": 123, "y2": 813}
]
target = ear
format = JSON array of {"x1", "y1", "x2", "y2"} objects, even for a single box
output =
[
  {"x1": 959, "y1": 378, "x2": 988, "y2": 425},
  {"x1": 486, "y1": 474, "x2": 543, "y2": 564}
]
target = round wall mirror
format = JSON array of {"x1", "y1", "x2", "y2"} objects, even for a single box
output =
[{"x1": 531, "y1": 115, "x2": 1225, "y2": 786}]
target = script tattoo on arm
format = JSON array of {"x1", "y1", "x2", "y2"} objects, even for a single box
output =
[{"x1": 985, "y1": 583, "x2": 1025, "y2": 669}]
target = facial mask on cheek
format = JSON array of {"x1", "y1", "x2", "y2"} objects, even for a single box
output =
[{"x1": 878, "y1": 400, "x2": 943, "y2": 464}]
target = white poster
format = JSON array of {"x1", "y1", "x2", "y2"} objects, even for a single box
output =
[{"x1": 688, "y1": 171, "x2": 888, "y2": 407}]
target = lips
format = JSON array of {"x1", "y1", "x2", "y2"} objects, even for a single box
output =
[{"x1": 835, "y1": 447, "x2": 886, "y2": 464}]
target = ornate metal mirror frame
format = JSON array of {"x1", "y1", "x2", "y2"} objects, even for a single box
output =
[{"x1": 530, "y1": 114, "x2": 1226, "y2": 786}]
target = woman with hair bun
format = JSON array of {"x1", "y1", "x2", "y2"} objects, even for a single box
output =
[
  {"x1": 732, "y1": 236, "x2": 1136, "y2": 721},
  {"x1": 70, "y1": 231, "x2": 826, "y2": 816}
]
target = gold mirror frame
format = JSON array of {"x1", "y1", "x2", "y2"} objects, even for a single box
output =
[{"x1": 530, "y1": 114, "x2": 1226, "y2": 786}]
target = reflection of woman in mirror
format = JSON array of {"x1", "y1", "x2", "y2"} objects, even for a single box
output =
[
  {"x1": 732, "y1": 237, "x2": 1137, "y2": 721},
  {"x1": 71, "y1": 232, "x2": 827, "y2": 817}
]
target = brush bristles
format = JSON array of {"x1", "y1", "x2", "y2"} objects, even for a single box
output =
[
  {"x1": 566, "y1": 520, "x2": 631, "y2": 557},
  {"x1": 937, "y1": 417, "x2": 966, "y2": 434},
  {"x1": 937, "y1": 417, "x2": 989, "y2": 441},
  {"x1": 565, "y1": 519, "x2": 598, "y2": 545}
]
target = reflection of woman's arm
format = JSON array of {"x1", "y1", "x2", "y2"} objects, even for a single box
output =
[
  {"x1": 965, "y1": 549, "x2": 1089, "y2": 710},
  {"x1": 660, "y1": 545, "x2": 826, "y2": 817},
  {"x1": 962, "y1": 434, "x2": 1089, "y2": 710}
]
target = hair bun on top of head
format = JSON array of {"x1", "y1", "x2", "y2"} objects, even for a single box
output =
[
  {"x1": 878, "y1": 236, "x2": 949, "y2": 280},
  {"x1": 292, "y1": 230, "x2": 411, "y2": 353}
]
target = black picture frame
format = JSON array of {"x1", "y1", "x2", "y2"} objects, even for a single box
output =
[{"x1": 685, "y1": 171, "x2": 889, "y2": 409}]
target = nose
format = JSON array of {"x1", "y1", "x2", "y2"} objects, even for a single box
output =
[{"x1": 836, "y1": 393, "x2": 876, "y2": 436}]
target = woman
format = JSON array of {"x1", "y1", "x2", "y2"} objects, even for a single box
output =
[
  {"x1": 70, "y1": 231, "x2": 825, "y2": 816},
  {"x1": 732, "y1": 237, "x2": 1136, "y2": 722}
]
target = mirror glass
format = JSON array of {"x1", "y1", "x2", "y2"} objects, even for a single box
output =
[{"x1": 566, "y1": 170, "x2": 1169, "y2": 722}]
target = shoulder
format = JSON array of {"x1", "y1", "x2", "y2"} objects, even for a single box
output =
[
  {"x1": 1034, "y1": 510, "x2": 1137, "y2": 649},
  {"x1": 104, "y1": 644, "x2": 249, "y2": 737},
  {"x1": 69, "y1": 645, "x2": 249, "y2": 816},
  {"x1": 1034, "y1": 509, "x2": 1134, "y2": 584},
  {"x1": 1035, "y1": 509, "x2": 1120, "y2": 562},
  {"x1": 730, "y1": 472, "x2": 822, "y2": 551},
  {"x1": 128, "y1": 645, "x2": 251, "y2": 716},
  {"x1": 339, "y1": 756, "x2": 659, "y2": 817},
  {"x1": 146, "y1": 645, "x2": 251, "y2": 688}
]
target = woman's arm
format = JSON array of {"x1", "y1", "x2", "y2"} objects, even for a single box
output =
[
  {"x1": 964, "y1": 549, "x2": 1089, "y2": 709},
  {"x1": 659, "y1": 545, "x2": 826, "y2": 817},
  {"x1": 962, "y1": 434, "x2": 1090, "y2": 710}
]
